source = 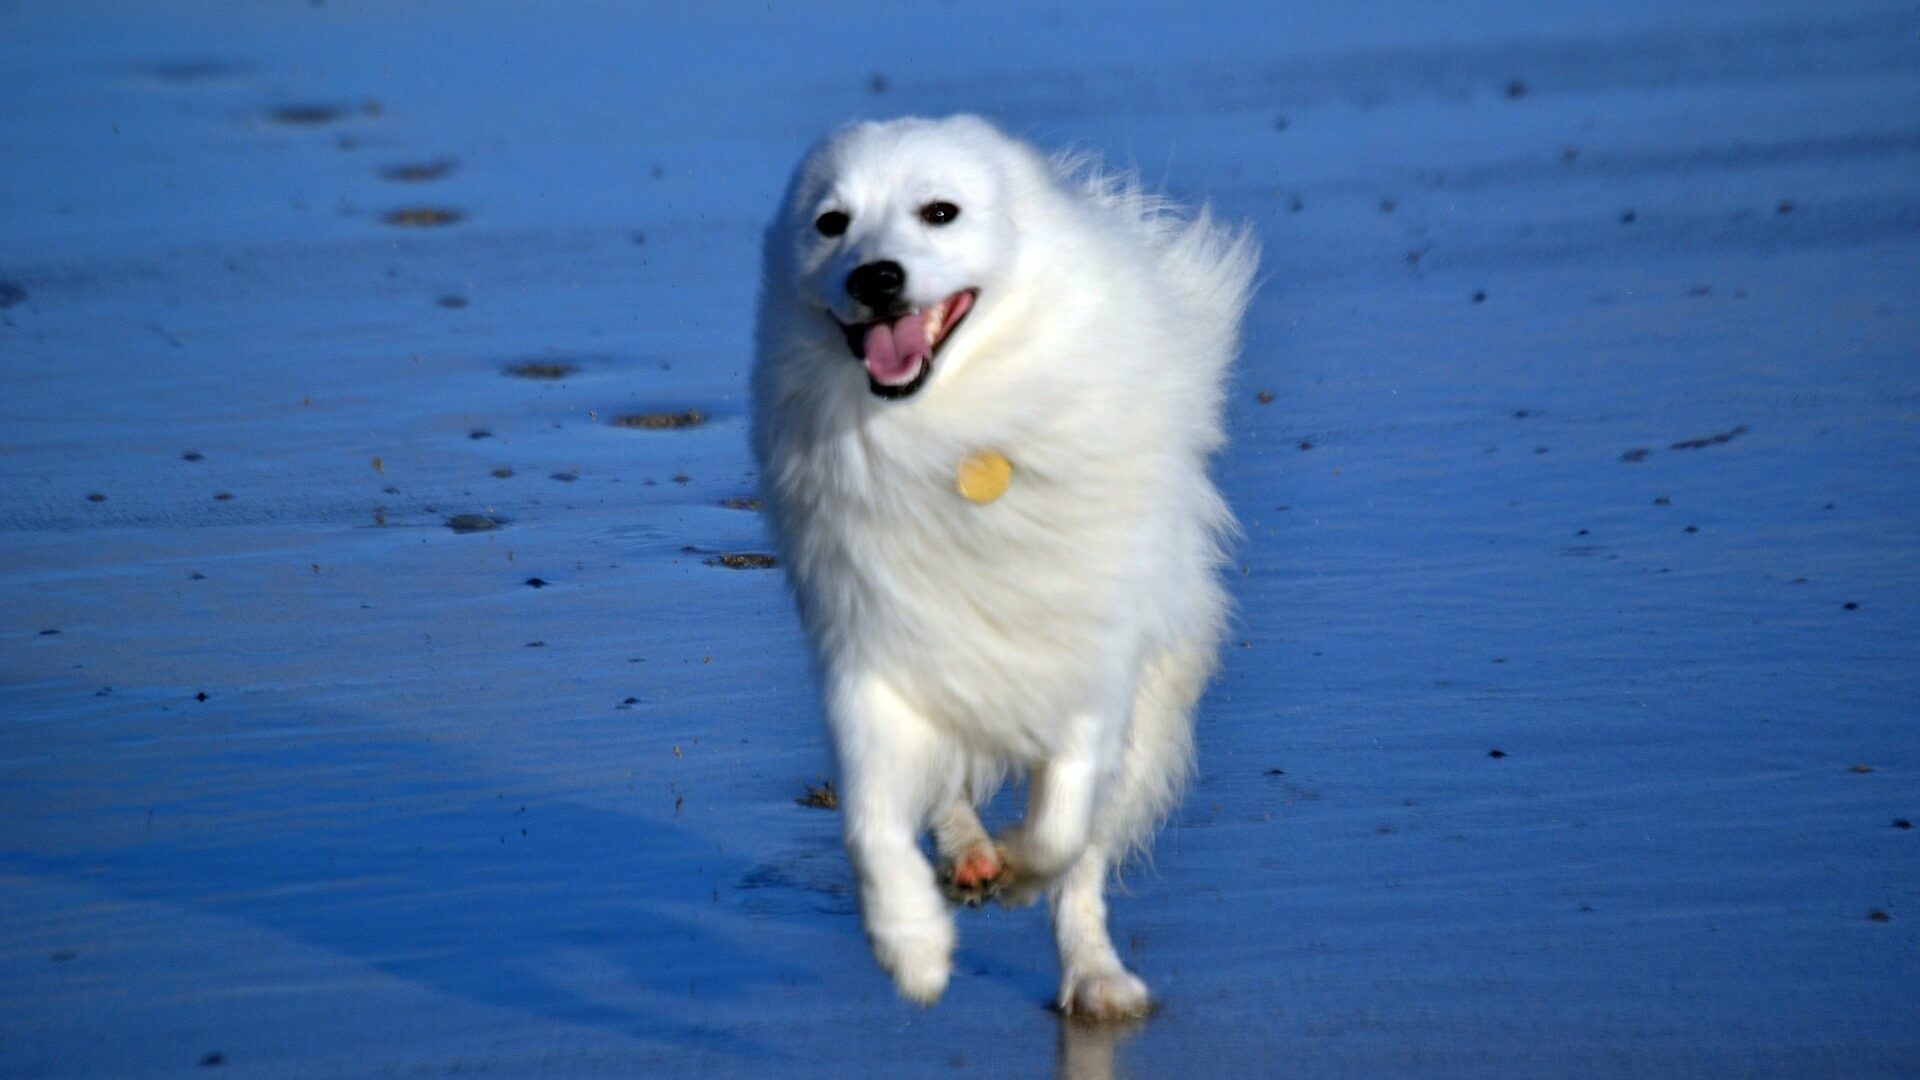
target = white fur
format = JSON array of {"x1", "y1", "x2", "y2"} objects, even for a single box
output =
[{"x1": 751, "y1": 115, "x2": 1256, "y2": 1017}]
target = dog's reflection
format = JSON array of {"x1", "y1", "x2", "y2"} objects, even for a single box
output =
[{"x1": 1056, "y1": 1015, "x2": 1146, "y2": 1080}]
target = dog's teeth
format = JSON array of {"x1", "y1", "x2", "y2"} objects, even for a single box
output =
[{"x1": 926, "y1": 302, "x2": 946, "y2": 341}]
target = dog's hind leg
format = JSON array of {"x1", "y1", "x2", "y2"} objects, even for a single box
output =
[
  {"x1": 934, "y1": 798, "x2": 1005, "y2": 905},
  {"x1": 1051, "y1": 644, "x2": 1208, "y2": 1020},
  {"x1": 1051, "y1": 843, "x2": 1152, "y2": 1021},
  {"x1": 995, "y1": 701, "x2": 1129, "y2": 906}
]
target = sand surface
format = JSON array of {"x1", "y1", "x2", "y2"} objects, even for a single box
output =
[{"x1": 2, "y1": 1, "x2": 1916, "y2": 1076}]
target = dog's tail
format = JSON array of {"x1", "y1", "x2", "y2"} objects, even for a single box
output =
[
  {"x1": 1050, "y1": 150, "x2": 1259, "y2": 376},
  {"x1": 1166, "y1": 208, "x2": 1260, "y2": 355},
  {"x1": 1146, "y1": 206, "x2": 1260, "y2": 416}
]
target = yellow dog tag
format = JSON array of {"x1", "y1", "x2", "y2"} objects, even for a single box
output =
[{"x1": 955, "y1": 450, "x2": 1013, "y2": 505}]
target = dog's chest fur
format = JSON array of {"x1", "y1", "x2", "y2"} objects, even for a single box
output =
[{"x1": 766, "y1": 386, "x2": 1172, "y2": 756}]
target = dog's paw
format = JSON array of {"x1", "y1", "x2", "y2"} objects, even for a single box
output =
[
  {"x1": 984, "y1": 836, "x2": 1059, "y2": 908},
  {"x1": 1061, "y1": 968, "x2": 1153, "y2": 1023},
  {"x1": 869, "y1": 916, "x2": 954, "y2": 1005},
  {"x1": 986, "y1": 830, "x2": 1068, "y2": 907},
  {"x1": 940, "y1": 842, "x2": 1007, "y2": 907}
]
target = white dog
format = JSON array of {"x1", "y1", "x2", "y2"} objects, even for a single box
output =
[{"x1": 751, "y1": 115, "x2": 1255, "y2": 1019}]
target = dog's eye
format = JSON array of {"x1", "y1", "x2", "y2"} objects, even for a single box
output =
[
  {"x1": 815, "y1": 210, "x2": 850, "y2": 237},
  {"x1": 919, "y1": 201, "x2": 960, "y2": 226}
]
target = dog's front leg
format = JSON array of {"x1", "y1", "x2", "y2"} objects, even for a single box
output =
[{"x1": 828, "y1": 671, "x2": 955, "y2": 1004}]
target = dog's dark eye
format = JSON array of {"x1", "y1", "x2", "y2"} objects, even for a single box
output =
[
  {"x1": 815, "y1": 210, "x2": 850, "y2": 237},
  {"x1": 919, "y1": 201, "x2": 960, "y2": 226}
]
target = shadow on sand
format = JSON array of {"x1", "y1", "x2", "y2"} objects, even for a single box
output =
[{"x1": 3, "y1": 695, "x2": 810, "y2": 1061}]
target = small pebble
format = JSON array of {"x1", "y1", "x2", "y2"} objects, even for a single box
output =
[
  {"x1": 270, "y1": 103, "x2": 343, "y2": 125},
  {"x1": 612, "y1": 410, "x2": 705, "y2": 430},
  {"x1": 706, "y1": 553, "x2": 777, "y2": 570},
  {"x1": 384, "y1": 208, "x2": 463, "y2": 227},
  {"x1": 504, "y1": 361, "x2": 578, "y2": 380},
  {"x1": 380, "y1": 159, "x2": 456, "y2": 183}
]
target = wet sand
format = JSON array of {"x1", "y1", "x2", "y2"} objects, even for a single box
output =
[{"x1": 1, "y1": 1, "x2": 1916, "y2": 1076}]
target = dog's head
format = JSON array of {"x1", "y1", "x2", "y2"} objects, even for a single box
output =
[{"x1": 770, "y1": 115, "x2": 1024, "y2": 401}]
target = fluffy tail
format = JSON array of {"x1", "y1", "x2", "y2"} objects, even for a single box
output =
[
  {"x1": 1165, "y1": 207, "x2": 1260, "y2": 360},
  {"x1": 1050, "y1": 149, "x2": 1260, "y2": 372}
]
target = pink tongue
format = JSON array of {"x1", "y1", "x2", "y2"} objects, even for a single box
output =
[{"x1": 863, "y1": 313, "x2": 929, "y2": 384}]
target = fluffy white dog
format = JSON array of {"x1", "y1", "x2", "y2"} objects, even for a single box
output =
[{"x1": 751, "y1": 115, "x2": 1256, "y2": 1019}]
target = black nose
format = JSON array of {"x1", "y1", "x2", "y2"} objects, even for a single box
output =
[{"x1": 846, "y1": 260, "x2": 906, "y2": 310}]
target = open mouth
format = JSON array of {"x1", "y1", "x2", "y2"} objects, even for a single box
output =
[{"x1": 835, "y1": 288, "x2": 978, "y2": 400}]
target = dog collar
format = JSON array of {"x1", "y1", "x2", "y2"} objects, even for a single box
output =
[{"x1": 955, "y1": 450, "x2": 1013, "y2": 505}]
